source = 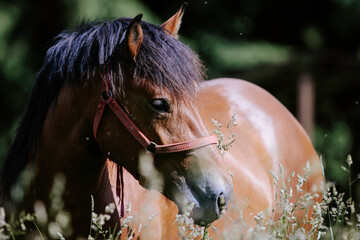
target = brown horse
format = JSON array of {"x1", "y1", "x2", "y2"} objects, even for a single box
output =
[
  {"x1": 0, "y1": 5, "x2": 322, "y2": 239},
  {"x1": 112, "y1": 78, "x2": 322, "y2": 239}
]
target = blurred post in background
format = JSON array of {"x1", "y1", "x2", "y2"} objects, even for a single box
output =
[{"x1": 297, "y1": 73, "x2": 315, "y2": 140}]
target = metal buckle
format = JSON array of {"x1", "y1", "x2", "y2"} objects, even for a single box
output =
[{"x1": 146, "y1": 141, "x2": 157, "y2": 153}]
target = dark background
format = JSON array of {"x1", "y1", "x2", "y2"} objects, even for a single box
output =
[{"x1": 0, "y1": 0, "x2": 359, "y2": 207}]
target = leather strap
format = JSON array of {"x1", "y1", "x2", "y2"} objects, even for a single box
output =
[
  {"x1": 154, "y1": 135, "x2": 218, "y2": 154},
  {"x1": 93, "y1": 76, "x2": 217, "y2": 154}
]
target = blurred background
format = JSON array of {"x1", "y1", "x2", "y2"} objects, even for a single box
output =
[{"x1": 0, "y1": 0, "x2": 359, "y2": 207}]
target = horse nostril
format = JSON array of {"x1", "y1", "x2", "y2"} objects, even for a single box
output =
[
  {"x1": 218, "y1": 193, "x2": 225, "y2": 205},
  {"x1": 217, "y1": 192, "x2": 227, "y2": 215}
]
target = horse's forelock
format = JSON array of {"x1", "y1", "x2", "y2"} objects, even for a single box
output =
[
  {"x1": 48, "y1": 18, "x2": 205, "y2": 99},
  {"x1": 132, "y1": 23, "x2": 205, "y2": 99}
]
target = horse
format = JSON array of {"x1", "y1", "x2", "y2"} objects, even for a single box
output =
[{"x1": 0, "y1": 5, "x2": 322, "y2": 239}]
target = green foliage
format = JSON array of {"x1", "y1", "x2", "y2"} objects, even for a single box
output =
[
  {"x1": 302, "y1": 27, "x2": 323, "y2": 51},
  {"x1": 63, "y1": 0, "x2": 161, "y2": 25},
  {"x1": 315, "y1": 122, "x2": 352, "y2": 188},
  {"x1": 197, "y1": 33, "x2": 292, "y2": 71}
]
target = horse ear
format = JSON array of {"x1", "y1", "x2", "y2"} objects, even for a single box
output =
[
  {"x1": 124, "y1": 14, "x2": 143, "y2": 61},
  {"x1": 160, "y1": 3, "x2": 187, "y2": 39}
]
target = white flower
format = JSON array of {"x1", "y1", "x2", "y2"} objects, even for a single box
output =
[
  {"x1": 34, "y1": 201, "x2": 48, "y2": 226},
  {"x1": 0, "y1": 208, "x2": 6, "y2": 228},
  {"x1": 126, "y1": 202, "x2": 132, "y2": 214},
  {"x1": 55, "y1": 211, "x2": 71, "y2": 229},
  {"x1": 48, "y1": 222, "x2": 62, "y2": 239},
  {"x1": 346, "y1": 155, "x2": 353, "y2": 166},
  {"x1": 105, "y1": 203, "x2": 116, "y2": 214}
]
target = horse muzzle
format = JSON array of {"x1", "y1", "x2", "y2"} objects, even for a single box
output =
[
  {"x1": 190, "y1": 189, "x2": 232, "y2": 226},
  {"x1": 170, "y1": 169, "x2": 233, "y2": 226}
]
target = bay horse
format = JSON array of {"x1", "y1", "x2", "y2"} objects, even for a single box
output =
[{"x1": 0, "y1": 5, "x2": 322, "y2": 239}]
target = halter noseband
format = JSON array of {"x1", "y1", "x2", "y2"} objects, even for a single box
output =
[{"x1": 92, "y1": 76, "x2": 217, "y2": 154}]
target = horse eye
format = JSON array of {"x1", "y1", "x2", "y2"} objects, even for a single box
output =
[{"x1": 151, "y1": 99, "x2": 170, "y2": 113}]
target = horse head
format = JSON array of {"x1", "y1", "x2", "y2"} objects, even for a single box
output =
[{"x1": 93, "y1": 6, "x2": 233, "y2": 225}]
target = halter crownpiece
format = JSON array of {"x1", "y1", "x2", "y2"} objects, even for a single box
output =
[{"x1": 93, "y1": 74, "x2": 218, "y2": 154}]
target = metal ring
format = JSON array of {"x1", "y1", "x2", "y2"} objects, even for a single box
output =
[{"x1": 146, "y1": 141, "x2": 157, "y2": 153}]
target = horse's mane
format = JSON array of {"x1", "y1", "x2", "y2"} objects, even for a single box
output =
[{"x1": 0, "y1": 17, "x2": 205, "y2": 199}]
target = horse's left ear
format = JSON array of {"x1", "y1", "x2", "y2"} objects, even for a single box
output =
[
  {"x1": 124, "y1": 14, "x2": 143, "y2": 61},
  {"x1": 161, "y1": 3, "x2": 187, "y2": 39}
]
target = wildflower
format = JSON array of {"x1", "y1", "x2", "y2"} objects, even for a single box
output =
[
  {"x1": 269, "y1": 170, "x2": 278, "y2": 182},
  {"x1": 57, "y1": 232, "x2": 65, "y2": 240},
  {"x1": 346, "y1": 155, "x2": 353, "y2": 166},
  {"x1": 212, "y1": 116, "x2": 237, "y2": 156},
  {"x1": 341, "y1": 165, "x2": 349, "y2": 172},
  {"x1": 293, "y1": 228, "x2": 306, "y2": 240},
  {"x1": 0, "y1": 208, "x2": 6, "y2": 228},
  {"x1": 55, "y1": 211, "x2": 71, "y2": 229},
  {"x1": 0, "y1": 228, "x2": 9, "y2": 240},
  {"x1": 90, "y1": 195, "x2": 94, "y2": 212},
  {"x1": 98, "y1": 214, "x2": 106, "y2": 226},
  {"x1": 121, "y1": 216, "x2": 133, "y2": 228},
  {"x1": 34, "y1": 201, "x2": 48, "y2": 226},
  {"x1": 254, "y1": 211, "x2": 265, "y2": 222},
  {"x1": 148, "y1": 213, "x2": 158, "y2": 222},
  {"x1": 19, "y1": 218, "x2": 26, "y2": 231},
  {"x1": 126, "y1": 202, "x2": 132, "y2": 214},
  {"x1": 228, "y1": 170, "x2": 234, "y2": 179},
  {"x1": 91, "y1": 212, "x2": 98, "y2": 223},
  {"x1": 105, "y1": 203, "x2": 116, "y2": 214},
  {"x1": 279, "y1": 164, "x2": 284, "y2": 180},
  {"x1": 48, "y1": 222, "x2": 62, "y2": 239},
  {"x1": 296, "y1": 176, "x2": 305, "y2": 192}
]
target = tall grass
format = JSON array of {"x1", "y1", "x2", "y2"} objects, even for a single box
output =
[
  {"x1": 1, "y1": 155, "x2": 359, "y2": 239},
  {"x1": 1, "y1": 116, "x2": 359, "y2": 239}
]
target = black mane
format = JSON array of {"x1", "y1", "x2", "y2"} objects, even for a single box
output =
[{"x1": 0, "y1": 17, "x2": 205, "y2": 199}]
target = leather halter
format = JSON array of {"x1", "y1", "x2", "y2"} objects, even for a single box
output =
[
  {"x1": 92, "y1": 74, "x2": 217, "y2": 218},
  {"x1": 92, "y1": 76, "x2": 217, "y2": 154}
]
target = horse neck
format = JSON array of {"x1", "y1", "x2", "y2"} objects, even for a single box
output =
[{"x1": 31, "y1": 81, "x2": 116, "y2": 214}]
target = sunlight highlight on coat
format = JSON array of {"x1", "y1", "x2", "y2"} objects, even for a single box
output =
[
  {"x1": 225, "y1": 87, "x2": 279, "y2": 170},
  {"x1": 227, "y1": 154, "x2": 273, "y2": 207}
]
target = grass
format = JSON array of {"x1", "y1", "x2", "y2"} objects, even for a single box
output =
[
  {"x1": 2, "y1": 157, "x2": 359, "y2": 239},
  {"x1": 1, "y1": 117, "x2": 360, "y2": 239}
]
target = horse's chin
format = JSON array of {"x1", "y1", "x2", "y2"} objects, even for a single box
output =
[{"x1": 189, "y1": 205, "x2": 224, "y2": 226}]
